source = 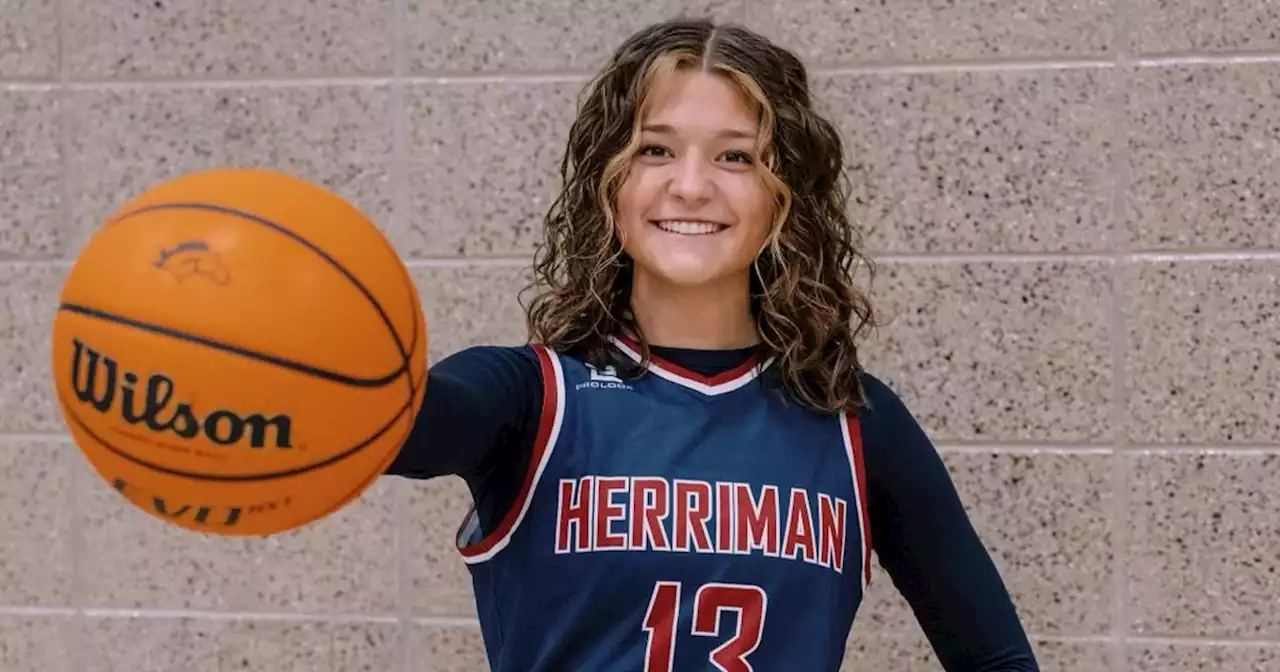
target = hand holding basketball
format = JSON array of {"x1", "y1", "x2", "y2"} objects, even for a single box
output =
[{"x1": 51, "y1": 168, "x2": 427, "y2": 536}]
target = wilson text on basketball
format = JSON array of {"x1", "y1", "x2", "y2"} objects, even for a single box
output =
[{"x1": 68, "y1": 338, "x2": 294, "y2": 449}]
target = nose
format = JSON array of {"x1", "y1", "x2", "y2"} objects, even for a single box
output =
[{"x1": 666, "y1": 154, "x2": 714, "y2": 203}]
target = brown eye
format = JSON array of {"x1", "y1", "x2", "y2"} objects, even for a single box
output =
[{"x1": 637, "y1": 144, "x2": 670, "y2": 158}]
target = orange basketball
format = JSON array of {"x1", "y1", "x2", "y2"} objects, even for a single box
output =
[{"x1": 50, "y1": 167, "x2": 427, "y2": 536}]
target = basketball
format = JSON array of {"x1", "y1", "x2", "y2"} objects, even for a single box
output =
[{"x1": 50, "y1": 167, "x2": 428, "y2": 537}]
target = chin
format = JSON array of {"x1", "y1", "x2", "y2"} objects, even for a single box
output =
[{"x1": 640, "y1": 260, "x2": 741, "y2": 289}]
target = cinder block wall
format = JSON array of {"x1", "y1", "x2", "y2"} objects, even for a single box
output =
[{"x1": 1, "y1": 2, "x2": 1277, "y2": 670}]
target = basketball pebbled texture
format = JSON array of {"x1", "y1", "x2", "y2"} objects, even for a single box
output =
[{"x1": 51, "y1": 167, "x2": 428, "y2": 536}]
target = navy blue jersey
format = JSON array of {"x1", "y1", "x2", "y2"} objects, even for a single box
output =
[
  {"x1": 388, "y1": 340, "x2": 1038, "y2": 670},
  {"x1": 455, "y1": 336, "x2": 872, "y2": 671}
]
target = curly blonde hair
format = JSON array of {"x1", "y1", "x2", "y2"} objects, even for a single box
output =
[{"x1": 522, "y1": 18, "x2": 879, "y2": 414}]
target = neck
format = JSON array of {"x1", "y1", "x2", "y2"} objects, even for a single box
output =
[{"x1": 628, "y1": 272, "x2": 758, "y2": 350}]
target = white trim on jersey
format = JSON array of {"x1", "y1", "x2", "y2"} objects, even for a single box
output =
[
  {"x1": 839, "y1": 411, "x2": 873, "y2": 593},
  {"x1": 609, "y1": 336, "x2": 774, "y2": 396},
  {"x1": 458, "y1": 347, "x2": 568, "y2": 565}
]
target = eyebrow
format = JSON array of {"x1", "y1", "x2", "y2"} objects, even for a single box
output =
[{"x1": 641, "y1": 123, "x2": 755, "y2": 140}]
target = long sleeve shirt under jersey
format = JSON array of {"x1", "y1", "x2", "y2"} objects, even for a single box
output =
[{"x1": 385, "y1": 343, "x2": 1040, "y2": 672}]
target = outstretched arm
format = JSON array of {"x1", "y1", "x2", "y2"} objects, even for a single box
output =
[
  {"x1": 386, "y1": 345, "x2": 541, "y2": 482},
  {"x1": 859, "y1": 375, "x2": 1039, "y2": 672}
]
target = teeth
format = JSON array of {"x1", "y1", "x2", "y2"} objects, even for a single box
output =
[{"x1": 655, "y1": 220, "x2": 721, "y2": 235}]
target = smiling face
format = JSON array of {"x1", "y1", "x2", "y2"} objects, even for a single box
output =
[
  {"x1": 614, "y1": 67, "x2": 777, "y2": 292},
  {"x1": 528, "y1": 19, "x2": 875, "y2": 410}
]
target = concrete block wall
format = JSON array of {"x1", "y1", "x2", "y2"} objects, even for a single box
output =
[{"x1": 1, "y1": 1, "x2": 1277, "y2": 670}]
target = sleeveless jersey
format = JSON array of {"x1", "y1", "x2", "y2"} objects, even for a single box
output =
[{"x1": 455, "y1": 337, "x2": 872, "y2": 671}]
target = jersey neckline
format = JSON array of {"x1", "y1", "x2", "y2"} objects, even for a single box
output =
[{"x1": 609, "y1": 334, "x2": 773, "y2": 396}]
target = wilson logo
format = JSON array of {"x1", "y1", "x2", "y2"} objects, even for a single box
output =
[{"x1": 68, "y1": 338, "x2": 293, "y2": 449}]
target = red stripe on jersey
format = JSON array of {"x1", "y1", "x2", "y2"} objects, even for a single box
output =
[
  {"x1": 843, "y1": 412, "x2": 873, "y2": 588},
  {"x1": 614, "y1": 333, "x2": 761, "y2": 387},
  {"x1": 458, "y1": 345, "x2": 560, "y2": 560}
]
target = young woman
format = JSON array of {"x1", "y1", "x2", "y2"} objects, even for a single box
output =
[{"x1": 388, "y1": 18, "x2": 1040, "y2": 672}]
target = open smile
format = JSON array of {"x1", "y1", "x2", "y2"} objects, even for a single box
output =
[{"x1": 650, "y1": 219, "x2": 729, "y2": 236}]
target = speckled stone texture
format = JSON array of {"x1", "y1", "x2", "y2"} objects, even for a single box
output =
[
  {"x1": 0, "y1": 263, "x2": 64, "y2": 432},
  {"x1": 62, "y1": 0, "x2": 394, "y2": 78},
  {"x1": 0, "y1": 0, "x2": 57, "y2": 78},
  {"x1": 412, "y1": 624, "x2": 490, "y2": 671},
  {"x1": 77, "y1": 618, "x2": 403, "y2": 672},
  {"x1": 941, "y1": 452, "x2": 1115, "y2": 636},
  {"x1": 0, "y1": 616, "x2": 69, "y2": 672},
  {"x1": 0, "y1": 91, "x2": 61, "y2": 258},
  {"x1": 840, "y1": 633, "x2": 1112, "y2": 671},
  {"x1": 405, "y1": 477, "x2": 480, "y2": 618},
  {"x1": 864, "y1": 260, "x2": 1114, "y2": 442},
  {"x1": 3, "y1": 0, "x2": 1280, "y2": 670},
  {"x1": 64, "y1": 85, "x2": 394, "y2": 259},
  {"x1": 405, "y1": 0, "x2": 741, "y2": 73},
  {"x1": 0, "y1": 438, "x2": 72, "y2": 607},
  {"x1": 851, "y1": 450, "x2": 1116, "y2": 643},
  {"x1": 404, "y1": 81, "x2": 580, "y2": 257},
  {"x1": 77, "y1": 454, "x2": 400, "y2": 613},
  {"x1": 1124, "y1": 260, "x2": 1280, "y2": 444},
  {"x1": 409, "y1": 265, "x2": 532, "y2": 359},
  {"x1": 78, "y1": 617, "x2": 223, "y2": 672},
  {"x1": 1130, "y1": 642, "x2": 1280, "y2": 671},
  {"x1": 818, "y1": 68, "x2": 1119, "y2": 254},
  {"x1": 1126, "y1": 63, "x2": 1280, "y2": 250},
  {"x1": 1126, "y1": 453, "x2": 1280, "y2": 639},
  {"x1": 1128, "y1": 0, "x2": 1280, "y2": 55},
  {"x1": 745, "y1": 0, "x2": 1116, "y2": 64}
]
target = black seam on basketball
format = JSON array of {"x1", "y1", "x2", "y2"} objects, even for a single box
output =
[
  {"x1": 308, "y1": 433, "x2": 405, "y2": 522},
  {"x1": 108, "y1": 201, "x2": 412, "y2": 360},
  {"x1": 380, "y1": 207, "x2": 423, "y2": 369},
  {"x1": 57, "y1": 385, "x2": 415, "y2": 482},
  {"x1": 60, "y1": 302, "x2": 406, "y2": 388},
  {"x1": 403, "y1": 295, "x2": 422, "y2": 404}
]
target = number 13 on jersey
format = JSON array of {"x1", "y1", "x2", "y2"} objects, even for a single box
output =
[{"x1": 642, "y1": 581, "x2": 768, "y2": 672}]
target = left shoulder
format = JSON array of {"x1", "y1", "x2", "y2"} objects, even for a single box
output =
[
  {"x1": 852, "y1": 370, "x2": 913, "y2": 422},
  {"x1": 848, "y1": 370, "x2": 934, "y2": 462}
]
